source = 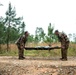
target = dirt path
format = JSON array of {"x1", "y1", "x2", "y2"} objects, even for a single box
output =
[{"x1": 0, "y1": 56, "x2": 76, "y2": 75}]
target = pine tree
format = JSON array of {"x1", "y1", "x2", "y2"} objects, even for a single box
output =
[
  {"x1": 5, "y1": 3, "x2": 22, "y2": 51},
  {"x1": 45, "y1": 23, "x2": 57, "y2": 44},
  {"x1": 20, "y1": 21, "x2": 26, "y2": 35},
  {"x1": 0, "y1": 17, "x2": 6, "y2": 50},
  {"x1": 34, "y1": 27, "x2": 45, "y2": 43}
]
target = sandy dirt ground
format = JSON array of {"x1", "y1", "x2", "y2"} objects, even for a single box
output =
[{"x1": 0, "y1": 56, "x2": 76, "y2": 75}]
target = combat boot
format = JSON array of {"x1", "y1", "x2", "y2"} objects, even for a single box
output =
[
  {"x1": 60, "y1": 58, "x2": 67, "y2": 61},
  {"x1": 22, "y1": 56, "x2": 25, "y2": 59},
  {"x1": 19, "y1": 57, "x2": 25, "y2": 60}
]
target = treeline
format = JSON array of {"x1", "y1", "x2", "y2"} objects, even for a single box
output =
[
  {"x1": 0, "y1": 3, "x2": 76, "y2": 51},
  {"x1": 0, "y1": 3, "x2": 26, "y2": 51}
]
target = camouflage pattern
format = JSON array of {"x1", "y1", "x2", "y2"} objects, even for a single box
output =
[
  {"x1": 57, "y1": 32, "x2": 69, "y2": 60},
  {"x1": 16, "y1": 35, "x2": 28, "y2": 58}
]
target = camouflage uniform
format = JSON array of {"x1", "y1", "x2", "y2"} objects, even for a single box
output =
[
  {"x1": 57, "y1": 32, "x2": 69, "y2": 60},
  {"x1": 16, "y1": 35, "x2": 28, "y2": 59}
]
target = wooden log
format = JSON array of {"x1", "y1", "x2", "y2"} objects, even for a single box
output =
[{"x1": 25, "y1": 46, "x2": 61, "y2": 50}]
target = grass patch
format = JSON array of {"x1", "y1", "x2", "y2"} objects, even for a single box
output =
[
  {"x1": 0, "y1": 43, "x2": 76, "y2": 57},
  {"x1": 24, "y1": 49, "x2": 61, "y2": 57},
  {"x1": 0, "y1": 50, "x2": 18, "y2": 56},
  {"x1": 0, "y1": 48, "x2": 76, "y2": 57}
]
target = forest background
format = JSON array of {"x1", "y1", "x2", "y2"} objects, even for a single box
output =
[{"x1": 0, "y1": 3, "x2": 76, "y2": 56}]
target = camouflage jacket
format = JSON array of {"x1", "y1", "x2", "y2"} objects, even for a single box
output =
[
  {"x1": 57, "y1": 32, "x2": 69, "y2": 43},
  {"x1": 15, "y1": 35, "x2": 28, "y2": 47}
]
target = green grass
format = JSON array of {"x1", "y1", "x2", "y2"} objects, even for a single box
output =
[
  {"x1": 0, "y1": 49, "x2": 61, "y2": 56},
  {"x1": 0, "y1": 50, "x2": 18, "y2": 56},
  {"x1": 0, "y1": 43, "x2": 76, "y2": 57},
  {"x1": 68, "y1": 48, "x2": 76, "y2": 56},
  {"x1": 0, "y1": 46, "x2": 76, "y2": 57},
  {"x1": 24, "y1": 49, "x2": 62, "y2": 57}
]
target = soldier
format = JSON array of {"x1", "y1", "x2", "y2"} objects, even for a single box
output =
[
  {"x1": 54, "y1": 30, "x2": 69, "y2": 61},
  {"x1": 16, "y1": 31, "x2": 29, "y2": 60}
]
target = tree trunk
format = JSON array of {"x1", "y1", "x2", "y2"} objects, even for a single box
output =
[
  {"x1": 7, "y1": 33, "x2": 9, "y2": 51},
  {"x1": 0, "y1": 44, "x2": 1, "y2": 51},
  {"x1": 6, "y1": 19, "x2": 10, "y2": 51}
]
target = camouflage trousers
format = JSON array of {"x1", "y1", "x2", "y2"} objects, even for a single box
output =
[
  {"x1": 61, "y1": 41, "x2": 69, "y2": 59},
  {"x1": 17, "y1": 45, "x2": 24, "y2": 58}
]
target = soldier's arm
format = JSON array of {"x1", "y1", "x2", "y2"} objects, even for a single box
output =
[
  {"x1": 61, "y1": 34, "x2": 67, "y2": 48},
  {"x1": 19, "y1": 36, "x2": 25, "y2": 48}
]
